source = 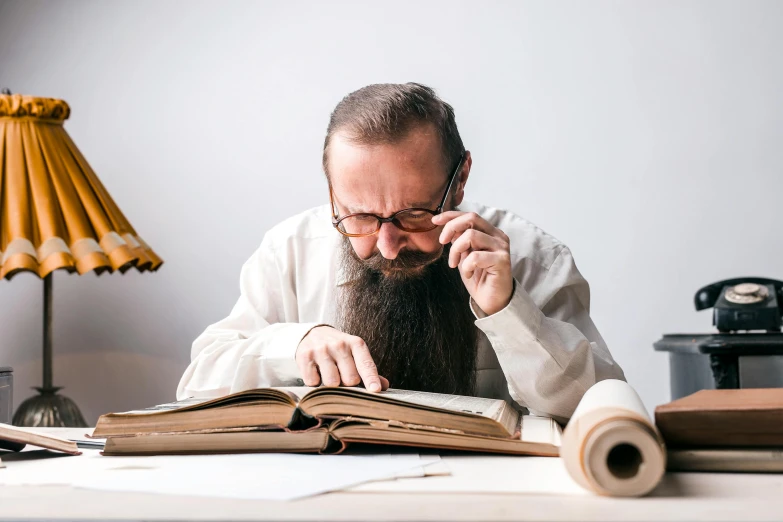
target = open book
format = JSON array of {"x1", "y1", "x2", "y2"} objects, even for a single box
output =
[{"x1": 93, "y1": 387, "x2": 562, "y2": 457}]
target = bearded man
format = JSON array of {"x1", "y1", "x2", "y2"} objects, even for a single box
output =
[{"x1": 177, "y1": 83, "x2": 625, "y2": 421}]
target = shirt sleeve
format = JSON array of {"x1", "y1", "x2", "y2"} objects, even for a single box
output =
[
  {"x1": 470, "y1": 246, "x2": 625, "y2": 421},
  {"x1": 176, "y1": 239, "x2": 321, "y2": 400}
]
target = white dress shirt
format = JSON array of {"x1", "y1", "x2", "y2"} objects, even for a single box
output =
[{"x1": 177, "y1": 201, "x2": 625, "y2": 421}]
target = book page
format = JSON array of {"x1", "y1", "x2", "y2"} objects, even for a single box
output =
[
  {"x1": 118, "y1": 397, "x2": 209, "y2": 415},
  {"x1": 277, "y1": 386, "x2": 318, "y2": 402},
  {"x1": 379, "y1": 389, "x2": 507, "y2": 421},
  {"x1": 112, "y1": 389, "x2": 299, "y2": 416},
  {"x1": 519, "y1": 415, "x2": 562, "y2": 447},
  {"x1": 299, "y1": 387, "x2": 520, "y2": 436}
]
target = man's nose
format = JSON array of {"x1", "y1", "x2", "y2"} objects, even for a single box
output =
[{"x1": 375, "y1": 221, "x2": 405, "y2": 259}]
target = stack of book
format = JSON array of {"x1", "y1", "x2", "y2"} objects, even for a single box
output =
[
  {"x1": 655, "y1": 388, "x2": 783, "y2": 472},
  {"x1": 92, "y1": 387, "x2": 563, "y2": 456}
]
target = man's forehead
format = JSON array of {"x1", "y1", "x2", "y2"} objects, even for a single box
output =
[
  {"x1": 327, "y1": 126, "x2": 446, "y2": 176},
  {"x1": 338, "y1": 193, "x2": 437, "y2": 214},
  {"x1": 331, "y1": 168, "x2": 445, "y2": 210},
  {"x1": 326, "y1": 127, "x2": 452, "y2": 213}
]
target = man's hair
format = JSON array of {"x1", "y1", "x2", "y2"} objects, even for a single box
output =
[{"x1": 322, "y1": 83, "x2": 465, "y2": 178}]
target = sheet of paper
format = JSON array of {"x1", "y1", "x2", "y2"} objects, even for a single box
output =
[
  {"x1": 373, "y1": 454, "x2": 448, "y2": 479},
  {"x1": 0, "y1": 449, "x2": 434, "y2": 500},
  {"x1": 72, "y1": 453, "x2": 429, "y2": 500},
  {"x1": 387, "y1": 459, "x2": 450, "y2": 479},
  {"x1": 0, "y1": 449, "x2": 103, "y2": 485},
  {"x1": 338, "y1": 450, "x2": 447, "y2": 479},
  {"x1": 348, "y1": 455, "x2": 587, "y2": 495}
]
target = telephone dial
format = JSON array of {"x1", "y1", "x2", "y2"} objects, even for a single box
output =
[{"x1": 694, "y1": 277, "x2": 783, "y2": 332}]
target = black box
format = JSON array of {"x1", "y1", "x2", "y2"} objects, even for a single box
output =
[
  {"x1": 654, "y1": 334, "x2": 783, "y2": 400},
  {"x1": 0, "y1": 367, "x2": 12, "y2": 424}
]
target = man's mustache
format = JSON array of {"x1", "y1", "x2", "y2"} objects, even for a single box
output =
[{"x1": 357, "y1": 246, "x2": 445, "y2": 275}]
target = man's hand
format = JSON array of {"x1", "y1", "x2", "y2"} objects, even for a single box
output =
[
  {"x1": 295, "y1": 326, "x2": 389, "y2": 392},
  {"x1": 431, "y1": 211, "x2": 514, "y2": 316}
]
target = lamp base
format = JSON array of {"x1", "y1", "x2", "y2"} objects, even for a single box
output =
[{"x1": 12, "y1": 387, "x2": 87, "y2": 427}]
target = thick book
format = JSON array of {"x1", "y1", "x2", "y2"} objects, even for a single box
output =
[
  {"x1": 654, "y1": 388, "x2": 783, "y2": 447},
  {"x1": 667, "y1": 447, "x2": 783, "y2": 473},
  {"x1": 93, "y1": 387, "x2": 562, "y2": 456}
]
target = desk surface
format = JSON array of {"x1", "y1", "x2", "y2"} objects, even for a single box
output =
[{"x1": 2, "y1": 429, "x2": 782, "y2": 521}]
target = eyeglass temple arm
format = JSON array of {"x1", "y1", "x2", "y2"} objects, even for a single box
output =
[
  {"x1": 436, "y1": 152, "x2": 467, "y2": 213},
  {"x1": 328, "y1": 183, "x2": 340, "y2": 220}
]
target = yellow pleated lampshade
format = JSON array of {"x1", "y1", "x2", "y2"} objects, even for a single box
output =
[{"x1": 0, "y1": 93, "x2": 163, "y2": 280}]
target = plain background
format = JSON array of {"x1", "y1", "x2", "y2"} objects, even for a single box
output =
[{"x1": 1, "y1": 0, "x2": 781, "y2": 424}]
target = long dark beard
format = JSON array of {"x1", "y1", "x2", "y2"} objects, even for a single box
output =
[{"x1": 336, "y1": 238, "x2": 478, "y2": 396}]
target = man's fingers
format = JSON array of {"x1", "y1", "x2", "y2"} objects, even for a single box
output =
[
  {"x1": 434, "y1": 212, "x2": 503, "y2": 244},
  {"x1": 379, "y1": 376, "x2": 390, "y2": 390},
  {"x1": 448, "y1": 229, "x2": 505, "y2": 268},
  {"x1": 298, "y1": 331, "x2": 385, "y2": 391},
  {"x1": 314, "y1": 357, "x2": 341, "y2": 387},
  {"x1": 331, "y1": 343, "x2": 362, "y2": 387},
  {"x1": 350, "y1": 341, "x2": 382, "y2": 392},
  {"x1": 298, "y1": 360, "x2": 321, "y2": 387},
  {"x1": 461, "y1": 250, "x2": 507, "y2": 279},
  {"x1": 431, "y1": 210, "x2": 465, "y2": 226}
]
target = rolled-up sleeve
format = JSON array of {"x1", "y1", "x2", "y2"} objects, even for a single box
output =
[{"x1": 471, "y1": 246, "x2": 625, "y2": 421}]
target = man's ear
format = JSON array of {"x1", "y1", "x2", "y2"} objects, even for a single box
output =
[{"x1": 453, "y1": 151, "x2": 472, "y2": 207}]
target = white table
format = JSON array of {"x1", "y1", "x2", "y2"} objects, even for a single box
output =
[{"x1": 1, "y1": 429, "x2": 782, "y2": 521}]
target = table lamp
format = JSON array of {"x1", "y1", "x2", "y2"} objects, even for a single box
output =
[{"x1": 0, "y1": 90, "x2": 163, "y2": 427}]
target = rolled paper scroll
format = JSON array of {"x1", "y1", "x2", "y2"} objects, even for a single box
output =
[{"x1": 560, "y1": 379, "x2": 666, "y2": 497}]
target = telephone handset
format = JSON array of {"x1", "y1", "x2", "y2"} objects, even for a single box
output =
[{"x1": 694, "y1": 277, "x2": 783, "y2": 332}]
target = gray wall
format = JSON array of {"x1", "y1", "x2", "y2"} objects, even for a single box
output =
[{"x1": 1, "y1": 0, "x2": 781, "y2": 424}]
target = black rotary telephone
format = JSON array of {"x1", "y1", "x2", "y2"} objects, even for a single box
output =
[{"x1": 694, "y1": 277, "x2": 783, "y2": 332}]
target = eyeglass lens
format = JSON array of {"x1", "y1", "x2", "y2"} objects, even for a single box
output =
[{"x1": 337, "y1": 209, "x2": 437, "y2": 236}]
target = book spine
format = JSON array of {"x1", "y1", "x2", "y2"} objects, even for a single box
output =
[
  {"x1": 318, "y1": 434, "x2": 347, "y2": 455},
  {"x1": 288, "y1": 406, "x2": 320, "y2": 431}
]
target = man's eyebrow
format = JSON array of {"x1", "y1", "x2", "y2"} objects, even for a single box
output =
[
  {"x1": 408, "y1": 199, "x2": 436, "y2": 209},
  {"x1": 346, "y1": 199, "x2": 435, "y2": 214}
]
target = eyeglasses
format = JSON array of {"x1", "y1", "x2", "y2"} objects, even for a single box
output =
[{"x1": 329, "y1": 151, "x2": 467, "y2": 237}]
